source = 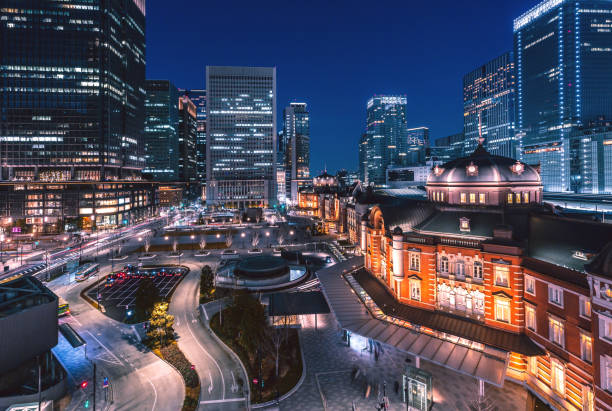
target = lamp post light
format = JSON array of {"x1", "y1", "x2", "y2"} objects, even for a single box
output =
[
  {"x1": 190, "y1": 234, "x2": 195, "y2": 255},
  {"x1": 138, "y1": 236, "x2": 142, "y2": 258}
]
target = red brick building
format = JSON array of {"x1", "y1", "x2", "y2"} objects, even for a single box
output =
[{"x1": 358, "y1": 145, "x2": 612, "y2": 410}]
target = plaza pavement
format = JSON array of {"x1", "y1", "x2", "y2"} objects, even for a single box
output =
[{"x1": 275, "y1": 314, "x2": 528, "y2": 411}]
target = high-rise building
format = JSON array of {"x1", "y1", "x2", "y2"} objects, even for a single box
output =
[
  {"x1": 363, "y1": 96, "x2": 409, "y2": 186},
  {"x1": 406, "y1": 127, "x2": 430, "y2": 166},
  {"x1": 0, "y1": 0, "x2": 156, "y2": 233},
  {"x1": 205, "y1": 66, "x2": 277, "y2": 208},
  {"x1": 283, "y1": 102, "x2": 310, "y2": 202},
  {"x1": 463, "y1": 52, "x2": 516, "y2": 158},
  {"x1": 144, "y1": 80, "x2": 180, "y2": 181},
  {"x1": 181, "y1": 89, "x2": 207, "y2": 182},
  {"x1": 569, "y1": 119, "x2": 612, "y2": 193},
  {"x1": 178, "y1": 95, "x2": 198, "y2": 183},
  {"x1": 434, "y1": 132, "x2": 465, "y2": 162},
  {"x1": 514, "y1": 0, "x2": 612, "y2": 192}
]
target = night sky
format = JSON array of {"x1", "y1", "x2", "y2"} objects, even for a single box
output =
[{"x1": 146, "y1": 0, "x2": 537, "y2": 174}]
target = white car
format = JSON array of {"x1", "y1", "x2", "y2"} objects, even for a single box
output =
[
  {"x1": 196, "y1": 250, "x2": 210, "y2": 256},
  {"x1": 248, "y1": 248, "x2": 262, "y2": 254},
  {"x1": 221, "y1": 249, "x2": 237, "y2": 255}
]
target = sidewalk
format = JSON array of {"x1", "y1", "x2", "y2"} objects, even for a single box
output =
[{"x1": 278, "y1": 314, "x2": 528, "y2": 411}]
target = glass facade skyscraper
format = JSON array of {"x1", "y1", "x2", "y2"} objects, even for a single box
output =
[
  {"x1": 363, "y1": 96, "x2": 409, "y2": 186},
  {"x1": 144, "y1": 80, "x2": 179, "y2": 181},
  {"x1": 205, "y1": 66, "x2": 276, "y2": 208},
  {"x1": 181, "y1": 89, "x2": 207, "y2": 182},
  {"x1": 0, "y1": 0, "x2": 146, "y2": 182},
  {"x1": 434, "y1": 132, "x2": 465, "y2": 162},
  {"x1": 178, "y1": 95, "x2": 198, "y2": 183},
  {"x1": 463, "y1": 52, "x2": 516, "y2": 158},
  {"x1": 406, "y1": 126, "x2": 430, "y2": 166},
  {"x1": 0, "y1": 0, "x2": 157, "y2": 232},
  {"x1": 283, "y1": 102, "x2": 310, "y2": 202},
  {"x1": 514, "y1": 0, "x2": 612, "y2": 192}
]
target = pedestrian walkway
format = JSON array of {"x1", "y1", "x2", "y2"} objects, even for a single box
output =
[
  {"x1": 277, "y1": 314, "x2": 528, "y2": 411},
  {"x1": 52, "y1": 332, "x2": 111, "y2": 411}
]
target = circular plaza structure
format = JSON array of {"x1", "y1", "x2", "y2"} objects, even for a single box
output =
[
  {"x1": 216, "y1": 253, "x2": 307, "y2": 289},
  {"x1": 234, "y1": 255, "x2": 290, "y2": 280}
]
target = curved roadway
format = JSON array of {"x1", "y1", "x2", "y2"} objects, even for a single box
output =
[
  {"x1": 168, "y1": 258, "x2": 249, "y2": 410},
  {"x1": 50, "y1": 260, "x2": 184, "y2": 411}
]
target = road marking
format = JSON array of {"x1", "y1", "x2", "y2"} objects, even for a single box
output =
[
  {"x1": 199, "y1": 398, "x2": 246, "y2": 404},
  {"x1": 85, "y1": 331, "x2": 123, "y2": 365},
  {"x1": 68, "y1": 313, "x2": 83, "y2": 327},
  {"x1": 201, "y1": 306, "x2": 209, "y2": 321},
  {"x1": 183, "y1": 310, "x2": 226, "y2": 398},
  {"x1": 208, "y1": 371, "x2": 213, "y2": 394},
  {"x1": 231, "y1": 371, "x2": 238, "y2": 393},
  {"x1": 135, "y1": 368, "x2": 158, "y2": 411}
]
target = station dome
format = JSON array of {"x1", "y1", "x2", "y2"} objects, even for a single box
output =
[{"x1": 426, "y1": 143, "x2": 542, "y2": 206}]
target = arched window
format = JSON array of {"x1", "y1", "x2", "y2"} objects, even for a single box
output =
[
  {"x1": 437, "y1": 284, "x2": 450, "y2": 307},
  {"x1": 455, "y1": 287, "x2": 468, "y2": 312},
  {"x1": 456, "y1": 260, "x2": 465, "y2": 277},
  {"x1": 473, "y1": 261, "x2": 483, "y2": 280},
  {"x1": 440, "y1": 256, "x2": 449, "y2": 273},
  {"x1": 472, "y1": 290, "x2": 485, "y2": 316}
]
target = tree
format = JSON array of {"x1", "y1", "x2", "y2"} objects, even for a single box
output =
[
  {"x1": 134, "y1": 277, "x2": 160, "y2": 320},
  {"x1": 144, "y1": 236, "x2": 151, "y2": 254},
  {"x1": 200, "y1": 265, "x2": 214, "y2": 301},
  {"x1": 251, "y1": 232, "x2": 260, "y2": 248},
  {"x1": 146, "y1": 302, "x2": 175, "y2": 348},
  {"x1": 267, "y1": 316, "x2": 289, "y2": 376},
  {"x1": 226, "y1": 294, "x2": 266, "y2": 354},
  {"x1": 199, "y1": 236, "x2": 206, "y2": 251}
]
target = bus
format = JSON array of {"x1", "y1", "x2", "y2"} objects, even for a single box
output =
[
  {"x1": 75, "y1": 262, "x2": 99, "y2": 282},
  {"x1": 58, "y1": 297, "x2": 70, "y2": 317}
]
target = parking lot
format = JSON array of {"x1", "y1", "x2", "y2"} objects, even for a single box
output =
[{"x1": 87, "y1": 265, "x2": 188, "y2": 321}]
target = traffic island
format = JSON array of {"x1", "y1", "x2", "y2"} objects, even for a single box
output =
[
  {"x1": 153, "y1": 343, "x2": 200, "y2": 411},
  {"x1": 142, "y1": 302, "x2": 200, "y2": 411},
  {"x1": 209, "y1": 297, "x2": 303, "y2": 404}
]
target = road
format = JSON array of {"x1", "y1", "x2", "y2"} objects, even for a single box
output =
[
  {"x1": 50, "y1": 259, "x2": 185, "y2": 411},
  {"x1": 168, "y1": 256, "x2": 249, "y2": 410}
]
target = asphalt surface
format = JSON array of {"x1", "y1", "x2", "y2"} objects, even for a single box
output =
[
  {"x1": 50, "y1": 259, "x2": 184, "y2": 411},
  {"x1": 167, "y1": 256, "x2": 250, "y2": 410}
]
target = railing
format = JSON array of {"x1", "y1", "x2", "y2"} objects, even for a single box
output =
[{"x1": 440, "y1": 237, "x2": 481, "y2": 248}]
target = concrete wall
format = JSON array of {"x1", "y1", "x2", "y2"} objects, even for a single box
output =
[{"x1": 0, "y1": 298, "x2": 58, "y2": 373}]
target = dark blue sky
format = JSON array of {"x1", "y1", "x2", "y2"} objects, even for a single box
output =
[{"x1": 146, "y1": 0, "x2": 536, "y2": 174}]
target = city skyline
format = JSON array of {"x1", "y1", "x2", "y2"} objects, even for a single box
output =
[{"x1": 145, "y1": 0, "x2": 539, "y2": 173}]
